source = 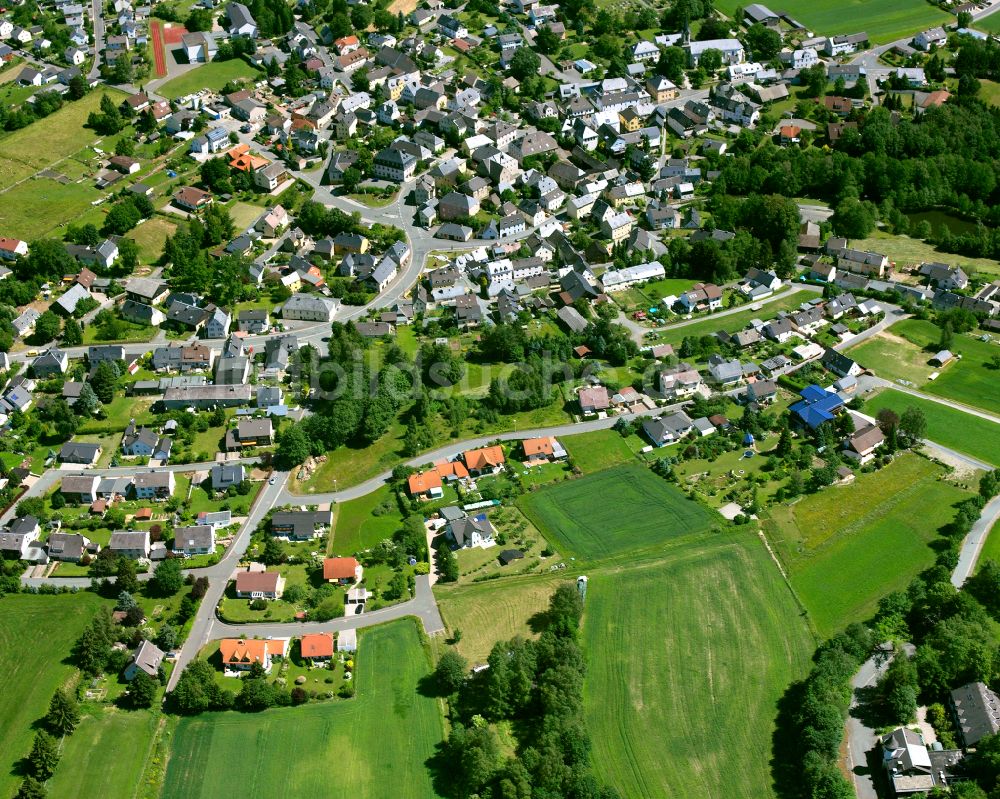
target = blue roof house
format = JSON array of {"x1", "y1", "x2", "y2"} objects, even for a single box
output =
[{"x1": 790, "y1": 384, "x2": 844, "y2": 429}]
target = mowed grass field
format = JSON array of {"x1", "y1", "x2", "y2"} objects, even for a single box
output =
[
  {"x1": 863, "y1": 389, "x2": 1000, "y2": 467},
  {"x1": 0, "y1": 90, "x2": 127, "y2": 189},
  {"x1": 161, "y1": 620, "x2": 444, "y2": 799},
  {"x1": 713, "y1": 0, "x2": 949, "y2": 42},
  {"x1": 518, "y1": 464, "x2": 719, "y2": 561},
  {"x1": 158, "y1": 59, "x2": 263, "y2": 99},
  {"x1": 46, "y1": 709, "x2": 160, "y2": 799},
  {"x1": 561, "y1": 428, "x2": 638, "y2": 474},
  {"x1": 583, "y1": 537, "x2": 813, "y2": 799},
  {"x1": 436, "y1": 574, "x2": 566, "y2": 662},
  {"x1": 765, "y1": 454, "x2": 972, "y2": 636},
  {"x1": 329, "y1": 485, "x2": 403, "y2": 555},
  {"x1": 849, "y1": 318, "x2": 1000, "y2": 416},
  {"x1": 0, "y1": 594, "x2": 107, "y2": 798}
]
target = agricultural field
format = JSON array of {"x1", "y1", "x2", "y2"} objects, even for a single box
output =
[
  {"x1": 583, "y1": 536, "x2": 813, "y2": 799},
  {"x1": 0, "y1": 594, "x2": 108, "y2": 798},
  {"x1": 518, "y1": 464, "x2": 720, "y2": 561},
  {"x1": 764, "y1": 453, "x2": 972, "y2": 636},
  {"x1": 161, "y1": 620, "x2": 444, "y2": 799},
  {"x1": 437, "y1": 573, "x2": 566, "y2": 662},
  {"x1": 158, "y1": 59, "x2": 263, "y2": 99},
  {"x1": 712, "y1": 0, "x2": 950, "y2": 42},
  {"x1": 863, "y1": 389, "x2": 1000, "y2": 467},
  {"x1": 46, "y1": 709, "x2": 161, "y2": 799},
  {"x1": 849, "y1": 318, "x2": 1000, "y2": 415}
]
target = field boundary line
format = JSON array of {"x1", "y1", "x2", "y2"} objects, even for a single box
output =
[
  {"x1": 756, "y1": 525, "x2": 820, "y2": 643},
  {"x1": 132, "y1": 714, "x2": 166, "y2": 799}
]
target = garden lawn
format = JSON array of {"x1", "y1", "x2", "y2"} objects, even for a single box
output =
[
  {"x1": 330, "y1": 485, "x2": 403, "y2": 555},
  {"x1": 561, "y1": 428, "x2": 638, "y2": 474},
  {"x1": 46, "y1": 709, "x2": 160, "y2": 799},
  {"x1": 157, "y1": 59, "x2": 263, "y2": 98},
  {"x1": 0, "y1": 89, "x2": 128, "y2": 189},
  {"x1": 161, "y1": 619, "x2": 444, "y2": 799},
  {"x1": 518, "y1": 464, "x2": 719, "y2": 561},
  {"x1": 849, "y1": 318, "x2": 1000, "y2": 415},
  {"x1": 712, "y1": 0, "x2": 949, "y2": 42},
  {"x1": 130, "y1": 215, "x2": 177, "y2": 264},
  {"x1": 583, "y1": 536, "x2": 813, "y2": 799},
  {"x1": 0, "y1": 593, "x2": 108, "y2": 798},
  {"x1": 863, "y1": 389, "x2": 1000, "y2": 467},
  {"x1": 764, "y1": 453, "x2": 972, "y2": 636},
  {"x1": 436, "y1": 573, "x2": 566, "y2": 662}
]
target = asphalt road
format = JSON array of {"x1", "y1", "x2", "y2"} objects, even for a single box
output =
[
  {"x1": 166, "y1": 471, "x2": 290, "y2": 690},
  {"x1": 281, "y1": 398, "x2": 691, "y2": 505},
  {"x1": 846, "y1": 644, "x2": 914, "y2": 799},
  {"x1": 952, "y1": 493, "x2": 1000, "y2": 588}
]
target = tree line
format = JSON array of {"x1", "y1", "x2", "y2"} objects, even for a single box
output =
[{"x1": 431, "y1": 584, "x2": 622, "y2": 799}]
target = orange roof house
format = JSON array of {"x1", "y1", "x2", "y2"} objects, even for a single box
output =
[
  {"x1": 462, "y1": 445, "x2": 505, "y2": 473},
  {"x1": 323, "y1": 556, "x2": 362, "y2": 584},
  {"x1": 408, "y1": 469, "x2": 443, "y2": 497},
  {"x1": 435, "y1": 460, "x2": 469, "y2": 480},
  {"x1": 300, "y1": 633, "x2": 334, "y2": 660},
  {"x1": 226, "y1": 143, "x2": 250, "y2": 159},
  {"x1": 523, "y1": 437, "x2": 555, "y2": 457},
  {"x1": 230, "y1": 152, "x2": 269, "y2": 172},
  {"x1": 407, "y1": 460, "x2": 470, "y2": 497},
  {"x1": 218, "y1": 638, "x2": 288, "y2": 672},
  {"x1": 779, "y1": 124, "x2": 801, "y2": 143}
]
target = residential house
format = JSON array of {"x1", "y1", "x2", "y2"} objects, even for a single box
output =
[
  {"x1": 659, "y1": 364, "x2": 703, "y2": 399},
  {"x1": 30, "y1": 348, "x2": 69, "y2": 378},
  {"x1": 235, "y1": 569, "x2": 285, "y2": 598},
  {"x1": 578, "y1": 385, "x2": 610, "y2": 415},
  {"x1": 642, "y1": 411, "x2": 695, "y2": 446},
  {"x1": 172, "y1": 524, "x2": 215, "y2": 556},
  {"x1": 210, "y1": 463, "x2": 246, "y2": 490},
  {"x1": 282, "y1": 293, "x2": 339, "y2": 322},
  {"x1": 238, "y1": 309, "x2": 270, "y2": 333},
  {"x1": 124, "y1": 640, "x2": 165, "y2": 680},
  {"x1": 60, "y1": 474, "x2": 99, "y2": 503},
  {"x1": 323, "y1": 556, "x2": 362, "y2": 585},
  {"x1": 463, "y1": 445, "x2": 506, "y2": 475},
  {"x1": 300, "y1": 633, "x2": 334, "y2": 663},
  {"x1": 822, "y1": 348, "x2": 862, "y2": 378},
  {"x1": 109, "y1": 530, "x2": 151, "y2": 559},
  {"x1": 791, "y1": 384, "x2": 844, "y2": 429},
  {"x1": 225, "y1": 418, "x2": 273, "y2": 450},
  {"x1": 522, "y1": 436, "x2": 566, "y2": 462},
  {"x1": 58, "y1": 441, "x2": 102, "y2": 465},
  {"x1": 227, "y1": 2, "x2": 257, "y2": 36},
  {"x1": 47, "y1": 532, "x2": 96, "y2": 563},
  {"x1": 270, "y1": 510, "x2": 332, "y2": 541},
  {"x1": 218, "y1": 638, "x2": 287, "y2": 673},
  {"x1": 843, "y1": 422, "x2": 885, "y2": 464},
  {"x1": 448, "y1": 514, "x2": 495, "y2": 548},
  {"x1": 951, "y1": 682, "x2": 1000, "y2": 748},
  {"x1": 0, "y1": 516, "x2": 40, "y2": 559},
  {"x1": 133, "y1": 471, "x2": 174, "y2": 499}
]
